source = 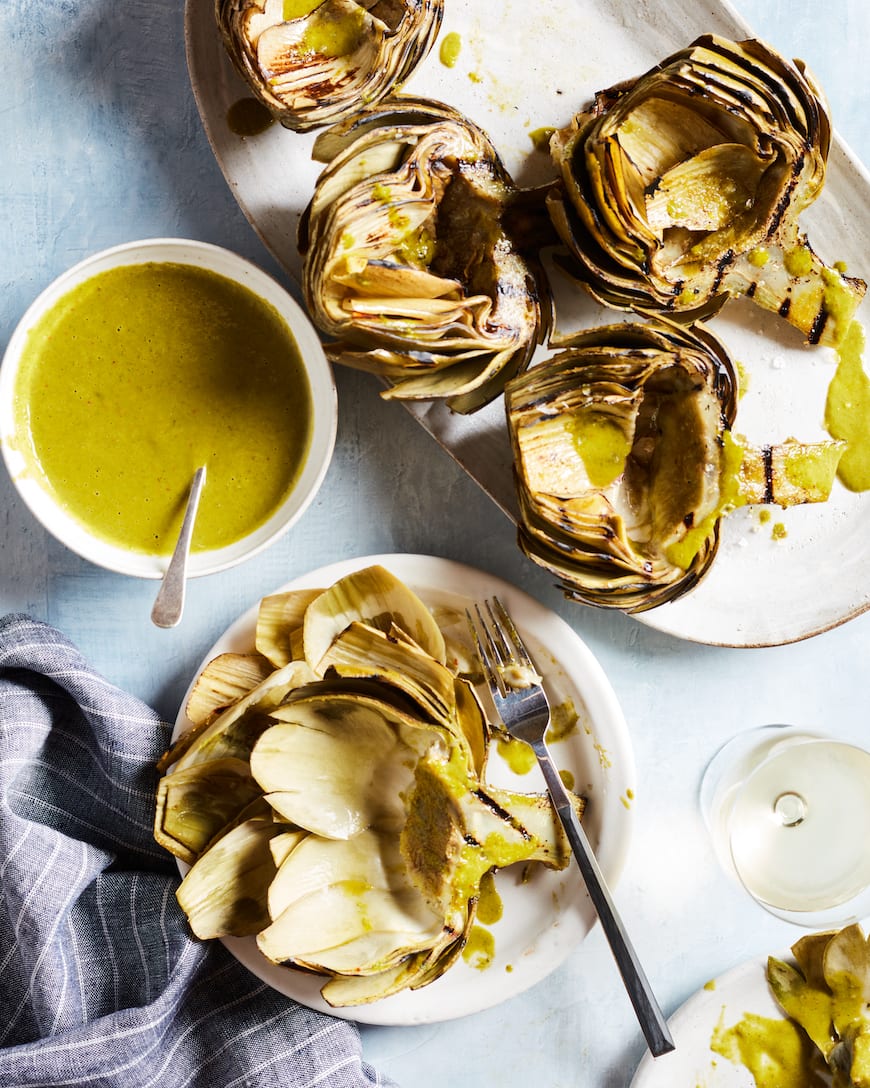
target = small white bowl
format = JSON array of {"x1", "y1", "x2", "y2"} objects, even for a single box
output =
[{"x1": 0, "y1": 238, "x2": 337, "y2": 579}]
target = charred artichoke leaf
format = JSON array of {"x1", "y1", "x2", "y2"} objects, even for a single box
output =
[
  {"x1": 170, "y1": 659, "x2": 316, "y2": 773},
  {"x1": 154, "y1": 757, "x2": 263, "y2": 864},
  {"x1": 317, "y1": 620, "x2": 455, "y2": 721},
  {"x1": 401, "y1": 751, "x2": 576, "y2": 922},
  {"x1": 255, "y1": 587, "x2": 323, "y2": 667},
  {"x1": 548, "y1": 34, "x2": 865, "y2": 347},
  {"x1": 738, "y1": 439, "x2": 845, "y2": 507},
  {"x1": 302, "y1": 563, "x2": 446, "y2": 673},
  {"x1": 176, "y1": 817, "x2": 290, "y2": 939},
  {"x1": 301, "y1": 97, "x2": 546, "y2": 411},
  {"x1": 185, "y1": 652, "x2": 275, "y2": 727},
  {"x1": 311, "y1": 615, "x2": 489, "y2": 773},
  {"x1": 250, "y1": 692, "x2": 441, "y2": 837},
  {"x1": 216, "y1": 0, "x2": 443, "y2": 133},
  {"x1": 507, "y1": 320, "x2": 844, "y2": 611}
]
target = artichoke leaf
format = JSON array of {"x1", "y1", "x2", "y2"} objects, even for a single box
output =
[
  {"x1": 251, "y1": 693, "x2": 440, "y2": 838},
  {"x1": 172, "y1": 659, "x2": 316, "y2": 773},
  {"x1": 302, "y1": 563, "x2": 446, "y2": 672},
  {"x1": 176, "y1": 818, "x2": 288, "y2": 939},
  {"x1": 154, "y1": 757, "x2": 263, "y2": 864},
  {"x1": 185, "y1": 652, "x2": 275, "y2": 728},
  {"x1": 255, "y1": 587, "x2": 323, "y2": 668},
  {"x1": 316, "y1": 619, "x2": 457, "y2": 725}
]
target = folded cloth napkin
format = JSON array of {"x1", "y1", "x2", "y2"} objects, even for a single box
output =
[{"x1": 0, "y1": 614, "x2": 397, "y2": 1088}]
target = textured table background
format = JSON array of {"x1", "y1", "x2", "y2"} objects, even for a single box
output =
[{"x1": 2, "y1": 2, "x2": 869, "y2": 1084}]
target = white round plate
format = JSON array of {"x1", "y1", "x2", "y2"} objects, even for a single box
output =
[
  {"x1": 174, "y1": 553, "x2": 634, "y2": 1025},
  {"x1": 184, "y1": 0, "x2": 870, "y2": 647},
  {"x1": 631, "y1": 955, "x2": 786, "y2": 1087}
]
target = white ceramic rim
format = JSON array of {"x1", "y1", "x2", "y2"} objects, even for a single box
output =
[{"x1": 0, "y1": 238, "x2": 337, "y2": 579}]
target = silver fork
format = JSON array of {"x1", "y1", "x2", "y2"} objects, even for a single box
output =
[{"x1": 468, "y1": 597, "x2": 675, "y2": 1059}]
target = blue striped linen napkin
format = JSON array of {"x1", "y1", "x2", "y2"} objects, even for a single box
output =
[{"x1": 0, "y1": 613, "x2": 398, "y2": 1088}]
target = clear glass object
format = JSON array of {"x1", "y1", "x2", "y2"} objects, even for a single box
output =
[{"x1": 700, "y1": 724, "x2": 870, "y2": 926}]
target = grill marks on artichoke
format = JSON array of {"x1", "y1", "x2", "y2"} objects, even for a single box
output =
[
  {"x1": 505, "y1": 321, "x2": 845, "y2": 612},
  {"x1": 301, "y1": 98, "x2": 547, "y2": 412},
  {"x1": 216, "y1": 0, "x2": 443, "y2": 132},
  {"x1": 547, "y1": 34, "x2": 865, "y2": 347}
]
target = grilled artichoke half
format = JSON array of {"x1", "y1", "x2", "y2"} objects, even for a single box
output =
[
  {"x1": 300, "y1": 97, "x2": 548, "y2": 413},
  {"x1": 548, "y1": 34, "x2": 866, "y2": 348},
  {"x1": 505, "y1": 321, "x2": 844, "y2": 612},
  {"x1": 215, "y1": 0, "x2": 442, "y2": 132},
  {"x1": 155, "y1": 564, "x2": 582, "y2": 1004}
]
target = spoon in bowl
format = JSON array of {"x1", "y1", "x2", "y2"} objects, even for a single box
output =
[{"x1": 151, "y1": 465, "x2": 207, "y2": 628}]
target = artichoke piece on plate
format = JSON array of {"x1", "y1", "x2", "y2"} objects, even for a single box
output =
[
  {"x1": 176, "y1": 817, "x2": 296, "y2": 939},
  {"x1": 167, "y1": 659, "x2": 316, "y2": 774},
  {"x1": 156, "y1": 563, "x2": 586, "y2": 1004},
  {"x1": 251, "y1": 684, "x2": 578, "y2": 1002},
  {"x1": 548, "y1": 34, "x2": 866, "y2": 347},
  {"x1": 768, "y1": 924, "x2": 870, "y2": 1085},
  {"x1": 215, "y1": 0, "x2": 443, "y2": 133},
  {"x1": 300, "y1": 97, "x2": 548, "y2": 412},
  {"x1": 505, "y1": 320, "x2": 844, "y2": 612},
  {"x1": 302, "y1": 562, "x2": 446, "y2": 669},
  {"x1": 154, "y1": 757, "x2": 264, "y2": 864}
]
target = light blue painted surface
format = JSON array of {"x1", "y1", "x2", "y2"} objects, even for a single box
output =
[{"x1": 1, "y1": 2, "x2": 869, "y2": 1084}]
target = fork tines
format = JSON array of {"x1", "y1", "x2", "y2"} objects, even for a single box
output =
[{"x1": 467, "y1": 596, "x2": 537, "y2": 696}]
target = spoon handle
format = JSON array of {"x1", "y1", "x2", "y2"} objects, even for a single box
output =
[{"x1": 151, "y1": 465, "x2": 207, "y2": 628}]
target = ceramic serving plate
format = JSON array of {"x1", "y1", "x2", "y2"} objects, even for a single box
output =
[
  {"x1": 172, "y1": 554, "x2": 635, "y2": 1025},
  {"x1": 184, "y1": 0, "x2": 870, "y2": 646}
]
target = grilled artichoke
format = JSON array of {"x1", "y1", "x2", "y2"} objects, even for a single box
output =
[
  {"x1": 155, "y1": 565, "x2": 583, "y2": 1004},
  {"x1": 505, "y1": 320, "x2": 844, "y2": 612},
  {"x1": 215, "y1": 0, "x2": 442, "y2": 132},
  {"x1": 548, "y1": 35, "x2": 866, "y2": 347},
  {"x1": 300, "y1": 97, "x2": 548, "y2": 413}
]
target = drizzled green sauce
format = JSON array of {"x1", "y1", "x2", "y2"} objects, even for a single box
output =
[
  {"x1": 825, "y1": 320, "x2": 870, "y2": 491},
  {"x1": 439, "y1": 31, "x2": 462, "y2": 68}
]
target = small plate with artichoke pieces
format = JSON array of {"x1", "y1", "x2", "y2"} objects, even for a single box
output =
[
  {"x1": 632, "y1": 924, "x2": 870, "y2": 1087},
  {"x1": 155, "y1": 554, "x2": 634, "y2": 1025}
]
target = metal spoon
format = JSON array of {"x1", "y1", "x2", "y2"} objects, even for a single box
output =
[{"x1": 151, "y1": 465, "x2": 207, "y2": 628}]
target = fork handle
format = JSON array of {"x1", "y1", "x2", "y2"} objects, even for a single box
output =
[{"x1": 534, "y1": 743, "x2": 675, "y2": 1058}]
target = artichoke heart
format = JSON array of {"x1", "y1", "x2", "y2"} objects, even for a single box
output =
[
  {"x1": 300, "y1": 97, "x2": 548, "y2": 412},
  {"x1": 216, "y1": 0, "x2": 443, "y2": 132},
  {"x1": 505, "y1": 320, "x2": 844, "y2": 612},
  {"x1": 548, "y1": 34, "x2": 866, "y2": 347}
]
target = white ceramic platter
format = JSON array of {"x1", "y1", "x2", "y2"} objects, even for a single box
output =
[
  {"x1": 631, "y1": 954, "x2": 792, "y2": 1087},
  {"x1": 173, "y1": 553, "x2": 634, "y2": 1025},
  {"x1": 184, "y1": 0, "x2": 870, "y2": 647}
]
